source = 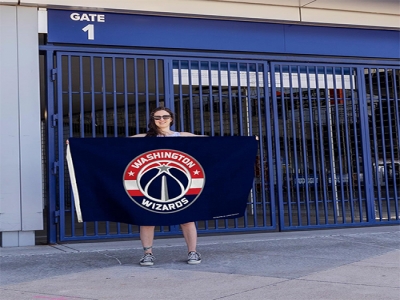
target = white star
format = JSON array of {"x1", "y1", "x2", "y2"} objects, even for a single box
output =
[
  {"x1": 128, "y1": 171, "x2": 135, "y2": 176},
  {"x1": 157, "y1": 165, "x2": 171, "y2": 173},
  {"x1": 193, "y1": 170, "x2": 200, "y2": 175}
]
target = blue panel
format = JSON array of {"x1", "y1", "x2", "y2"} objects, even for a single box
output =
[
  {"x1": 284, "y1": 25, "x2": 400, "y2": 59},
  {"x1": 48, "y1": 9, "x2": 400, "y2": 59},
  {"x1": 47, "y1": 10, "x2": 285, "y2": 52}
]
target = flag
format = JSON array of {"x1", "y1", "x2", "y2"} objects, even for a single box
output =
[{"x1": 66, "y1": 136, "x2": 258, "y2": 226}]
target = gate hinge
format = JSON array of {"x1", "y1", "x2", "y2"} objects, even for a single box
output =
[
  {"x1": 54, "y1": 210, "x2": 60, "y2": 224},
  {"x1": 52, "y1": 161, "x2": 59, "y2": 175},
  {"x1": 51, "y1": 114, "x2": 58, "y2": 127},
  {"x1": 51, "y1": 68, "x2": 57, "y2": 81}
]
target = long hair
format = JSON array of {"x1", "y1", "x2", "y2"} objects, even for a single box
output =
[{"x1": 145, "y1": 107, "x2": 175, "y2": 137}]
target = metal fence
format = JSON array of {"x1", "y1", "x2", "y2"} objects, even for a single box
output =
[{"x1": 43, "y1": 49, "x2": 399, "y2": 242}]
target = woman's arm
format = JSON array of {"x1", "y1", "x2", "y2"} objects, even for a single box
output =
[
  {"x1": 130, "y1": 133, "x2": 146, "y2": 137},
  {"x1": 179, "y1": 132, "x2": 207, "y2": 137}
]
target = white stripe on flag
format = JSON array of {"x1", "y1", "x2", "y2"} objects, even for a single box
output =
[
  {"x1": 125, "y1": 180, "x2": 139, "y2": 190},
  {"x1": 190, "y1": 178, "x2": 204, "y2": 188},
  {"x1": 66, "y1": 145, "x2": 83, "y2": 223},
  {"x1": 126, "y1": 179, "x2": 203, "y2": 190}
]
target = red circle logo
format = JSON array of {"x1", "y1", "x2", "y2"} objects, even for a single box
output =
[{"x1": 123, "y1": 149, "x2": 205, "y2": 214}]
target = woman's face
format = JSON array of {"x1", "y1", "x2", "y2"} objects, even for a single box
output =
[{"x1": 153, "y1": 109, "x2": 173, "y2": 130}]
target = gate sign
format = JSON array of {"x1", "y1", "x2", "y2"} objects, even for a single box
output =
[
  {"x1": 48, "y1": 9, "x2": 167, "y2": 47},
  {"x1": 48, "y1": 10, "x2": 110, "y2": 44}
]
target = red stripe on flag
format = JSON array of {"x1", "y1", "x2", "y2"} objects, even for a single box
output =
[
  {"x1": 186, "y1": 188, "x2": 202, "y2": 195},
  {"x1": 128, "y1": 190, "x2": 144, "y2": 196}
]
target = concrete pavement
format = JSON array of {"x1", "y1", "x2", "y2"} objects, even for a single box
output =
[{"x1": 1, "y1": 225, "x2": 399, "y2": 300}]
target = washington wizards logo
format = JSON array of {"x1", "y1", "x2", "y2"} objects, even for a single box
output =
[{"x1": 123, "y1": 149, "x2": 205, "y2": 214}]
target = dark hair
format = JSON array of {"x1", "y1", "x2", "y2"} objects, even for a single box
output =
[{"x1": 145, "y1": 107, "x2": 174, "y2": 137}]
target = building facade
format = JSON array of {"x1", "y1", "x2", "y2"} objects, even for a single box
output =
[{"x1": 1, "y1": 0, "x2": 399, "y2": 247}]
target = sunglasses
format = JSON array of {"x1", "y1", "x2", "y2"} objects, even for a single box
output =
[{"x1": 153, "y1": 115, "x2": 171, "y2": 120}]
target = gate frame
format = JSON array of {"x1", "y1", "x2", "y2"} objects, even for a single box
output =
[{"x1": 40, "y1": 44, "x2": 400, "y2": 243}]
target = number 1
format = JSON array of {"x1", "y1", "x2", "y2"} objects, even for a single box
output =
[{"x1": 82, "y1": 24, "x2": 94, "y2": 40}]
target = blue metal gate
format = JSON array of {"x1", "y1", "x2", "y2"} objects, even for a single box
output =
[
  {"x1": 45, "y1": 49, "x2": 399, "y2": 242},
  {"x1": 171, "y1": 59, "x2": 276, "y2": 233},
  {"x1": 48, "y1": 52, "x2": 275, "y2": 241},
  {"x1": 270, "y1": 63, "x2": 399, "y2": 229}
]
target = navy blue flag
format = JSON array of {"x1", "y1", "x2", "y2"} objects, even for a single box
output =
[{"x1": 67, "y1": 136, "x2": 258, "y2": 226}]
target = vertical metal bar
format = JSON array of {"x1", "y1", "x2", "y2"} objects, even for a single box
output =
[
  {"x1": 101, "y1": 57, "x2": 107, "y2": 137},
  {"x1": 58, "y1": 54, "x2": 67, "y2": 239},
  {"x1": 80, "y1": 56, "x2": 88, "y2": 237},
  {"x1": 306, "y1": 66, "x2": 320, "y2": 225},
  {"x1": 255, "y1": 63, "x2": 266, "y2": 227},
  {"x1": 358, "y1": 67, "x2": 375, "y2": 222},
  {"x1": 80, "y1": 55, "x2": 87, "y2": 236},
  {"x1": 270, "y1": 63, "x2": 287, "y2": 230},
  {"x1": 376, "y1": 68, "x2": 390, "y2": 218},
  {"x1": 237, "y1": 64, "x2": 244, "y2": 136},
  {"x1": 366, "y1": 68, "x2": 380, "y2": 219},
  {"x1": 236, "y1": 63, "x2": 246, "y2": 228},
  {"x1": 155, "y1": 59, "x2": 160, "y2": 107},
  {"x1": 324, "y1": 67, "x2": 338, "y2": 222},
  {"x1": 46, "y1": 50, "x2": 57, "y2": 244},
  {"x1": 263, "y1": 62, "x2": 276, "y2": 228},
  {"x1": 250, "y1": 63, "x2": 258, "y2": 227},
  {"x1": 245, "y1": 64, "x2": 252, "y2": 137},
  {"x1": 315, "y1": 67, "x2": 329, "y2": 224},
  {"x1": 279, "y1": 64, "x2": 292, "y2": 227},
  {"x1": 224, "y1": 61, "x2": 233, "y2": 229},
  {"x1": 164, "y1": 59, "x2": 174, "y2": 114},
  {"x1": 384, "y1": 68, "x2": 398, "y2": 219},
  {"x1": 297, "y1": 66, "x2": 310, "y2": 225},
  {"x1": 123, "y1": 58, "x2": 129, "y2": 136},
  {"x1": 227, "y1": 62, "x2": 234, "y2": 135},
  {"x1": 244, "y1": 63, "x2": 257, "y2": 224},
  {"x1": 382, "y1": 68, "x2": 397, "y2": 221},
  {"x1": 332, "y1": 67, "x2": 346, "y2": 222},
  {"x1": 67, "y1": 55, "x2": 75, "y2": 238},
  {"x1": 112, "y1": 57, "x2": 118, "y2": 137},
  {"x1": 391, "y1": 69, "x2": 399, "y2": 218},
  {"x1": 178, "y1": 61, "x2": 184, "y2": 131},
  {"x1": 288, "y1": 66, "x2": 301, "y2": 225},
  {"x1": 91, "y1": 56, "x2": 96, "y2": 137},
  {"x1": 198, "y1": 61, "x2": 204, "y2": 135},
  {"x1": 349, "y1": 67, "x2": 362, "y2": 221},
  {"x1": 394, "y1": 69, "x2": 400, "y2": 150},
  {"x1": 144, "y1": 59, "x2": 149, "y2": 125},
  {"x1": 218, "y1": 62, "x2": 224, "y2": 136},
  {"x1": 188, "y1": 60, "x2": 194, "y2": 132},
  {"x1": 79, "y1": 56, "x2": 85, "y2": 137},
  {"x1": 208, "y1": 62, "x2": 215, "y2": 136},
  {"x1": 134, "y1": 58, "x2": 139, "y2": 133},
  {"x1": 341, "y1": 67, "x2": 355, "y2": 223},
  {"x1": 101, "y1": 56, "x2": 110, "y2": 236}
]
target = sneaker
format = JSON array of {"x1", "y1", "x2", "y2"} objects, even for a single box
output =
[
  {"x1": 187, "y1": 251, "x2": 201, "y2": 264},
  {"x1": 139, "y1": 253, "x2": 155, "y2": 266}
]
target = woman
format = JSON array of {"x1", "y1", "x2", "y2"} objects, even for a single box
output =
[{"x1": 132, "y1": 107, "x2": 203, "y2": 266}]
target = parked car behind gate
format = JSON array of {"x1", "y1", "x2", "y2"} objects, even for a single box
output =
[
  {"x1": 374, "y1": 159, "x2": 400, "y2": 186},
  {"x1": 345, "y1": 159, "x2": 399, "y2": 187}
]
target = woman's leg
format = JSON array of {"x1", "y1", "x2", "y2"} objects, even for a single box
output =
[
  {"x1": 180, "y1": 222, "x2": 197, "y2": 252},
  {"x1": 140, "y1": 226, "x2": 155, "y2": 253}
]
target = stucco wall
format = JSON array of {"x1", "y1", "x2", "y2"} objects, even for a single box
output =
[
  {"x1": 0, "y1": 5, "x2": 43, "y2": 246},
  {"x1": 1, "y1": 0, "x2": 399, "y2": 29}
]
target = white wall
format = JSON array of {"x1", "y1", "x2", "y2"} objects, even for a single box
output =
[
  {"x1": 0, "y1": 5, "x2": 43, "y2": 247},
  {"x1": 6, "y1": 0, "x2": 400, "y2": 29}
]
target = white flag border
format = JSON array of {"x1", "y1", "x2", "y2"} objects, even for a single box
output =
[{"x1": 66, "y1": 144, "x2": 83, "y2": 223}]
